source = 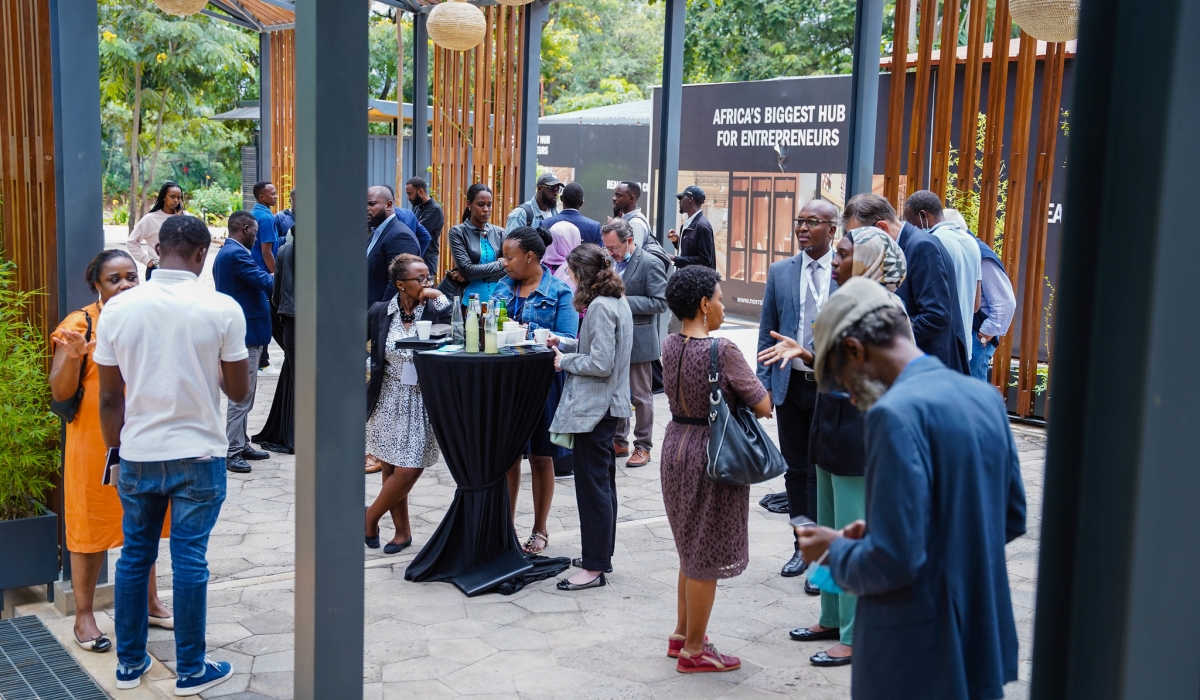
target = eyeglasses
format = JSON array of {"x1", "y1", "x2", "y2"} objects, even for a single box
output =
[
  {"x1": 794, "y1": 217, "x2": 836, "y2": 228},
  {"x1": 400, "y1": 275, "x2": 434, "y2": 285},
  {"x1": 604, "y1": 245, "x2": 625, "y2": 257}
]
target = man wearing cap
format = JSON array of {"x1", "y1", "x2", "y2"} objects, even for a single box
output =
[
  {"x1": 667, "y1": 185, "x2": 716, "y2": 269},
  {"x1": 506, "y1": 172, "x2": 562, "y2": 232},
  {"x1": 795, "y1": 276, "x2": 1025, "y2": 700}
]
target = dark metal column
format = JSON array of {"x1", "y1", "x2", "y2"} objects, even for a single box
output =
[
  {"x1": 518, "y1": 0, "x2": 550, "y2": 203},
  {"x1": 292, "y1": 0, "x2": 367, "y2": 697},
  {"x1": 653, "y1": 0, "x2": 685, "y2": 243},
  {"x1": 259, "y1": 31, "x2": 272, "y2": 184},
  {"x1": 844, "y1": 0, "x2": 884, "y2": 197},
  {"x1": 411, "y1": 12, "x2": 429, "y2": 182},
  {"x1": 49, "y1": 0, "x2": 104, "y2": 315},
  {"x1": 1031, "y1": 0, "x2": 1200, "y2": 697}
]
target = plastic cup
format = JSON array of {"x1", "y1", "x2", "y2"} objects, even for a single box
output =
[
  {"x1": 415, "y1": 320, "x2": 432, "y2": 340},
  {"x1": 534, "y1": 328, "x2": 550, "y2": 345}
]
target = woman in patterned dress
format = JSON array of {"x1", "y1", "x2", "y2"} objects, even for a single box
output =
[
  {"x1": 660, "y1": 266, "x2": 773, "y2": 673},
  {"x1": 365, "y1": 254, "x2": 450, "y2": 554}
]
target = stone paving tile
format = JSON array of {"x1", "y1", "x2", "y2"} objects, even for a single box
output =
[{"x1": 57, "y1": 327, "x2": 1045, "y2": 698}]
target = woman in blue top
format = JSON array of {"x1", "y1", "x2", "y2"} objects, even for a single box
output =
[
  {"x1": 447, "y1": 183, "x2": 506, "y2": 304},
  {"x1": 493, "y1": 226, "x2": 577, "y2": 554}
]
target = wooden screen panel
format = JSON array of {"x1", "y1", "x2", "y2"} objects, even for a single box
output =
[
  {"x1": 727, "y1": 177, "x2": 748, "y2": 281},
  {"x1": 957, "y1": 0, "x2": 989, "y2": 199},
  {"x1": 749, "y1": 178, "x2": 772, "y2": 283},
  {"x1": 928, "y1": 0, "x2": 961, "y2": 200},
  {"x1": 430, "y1": 5, "x2": 525, "y2": 275},
  {"x1": 772, "y1": 177, "x2": 797, "y2": 261},
  {"x1": 882, "y1": 0, "x2": 911, "y2": 208},
  {"x1": 0, "y1": 0, "x2": 57, "y2": 344},
  {"x1": 979, "y1": 0, "x2": 1012, "y2": 249},
  {"x1": 906, "y1": 0, "x2": 937, "y2": 194},
  {"x1": 270, "y1": 30, "x2": 296, "y2": 212}
]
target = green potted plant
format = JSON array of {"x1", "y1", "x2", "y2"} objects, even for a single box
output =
[{"x1": 0, "y1": 252, "x2": 61, "y2": 593}]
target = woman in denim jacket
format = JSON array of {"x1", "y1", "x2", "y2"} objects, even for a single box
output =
[{"x1": 492, "y1": 226, "x2": 577, "y2": 554}]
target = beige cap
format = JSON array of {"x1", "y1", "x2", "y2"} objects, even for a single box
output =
[{"x1": 813, "y1": 277, "x2": 896, "y2": 392}]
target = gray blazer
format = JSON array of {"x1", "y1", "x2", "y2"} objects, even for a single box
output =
[
  {"x1": 756, "y1": 253, "x2": 837, "y2": 405},
  {"x1": 619, "y1": 244, "x2": 669, "y2": 364},
  {"x1": 549, "y1": 294, "x2": 634, "y2": 434}
]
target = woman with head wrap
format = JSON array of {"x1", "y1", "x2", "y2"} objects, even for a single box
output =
[
  {"x1": 544, "y1": 220, "x2": 582, "y2": 290},
  {"x1": 755, "y1": 225, "x2": 908, "y2": 669}
]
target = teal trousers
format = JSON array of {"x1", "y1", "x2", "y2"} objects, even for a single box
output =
[{"x1": 815, "y1": 465, "x2": 866, "y2": 645}]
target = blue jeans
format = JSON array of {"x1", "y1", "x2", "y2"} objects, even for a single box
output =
[
  {"x1": 115, "y1": 458, "x2": 226, "y2": 678},
  {"x1": 970, "y1": 334, "x2": 998, "y2": 381}
]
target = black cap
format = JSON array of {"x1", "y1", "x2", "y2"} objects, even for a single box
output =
[
  {"x1": 536, "y1": 172, "x2": 563, "y2": 188},
  {"x1": 675, "y1": 185, "x2": 706, "y2": 201}
]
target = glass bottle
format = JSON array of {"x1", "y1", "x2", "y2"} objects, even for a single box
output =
[
  {"x1": 450, "y1": 296, "x2": 464, "y2": 344},
  {"x1": 483, "y1": 305, "x2": 499, "y2": 354},
  {"x1": 479, "y1": 301, "x2": 489, "y2": 343},
  {"x1": 497, "y1": 298, "x2": 508, "y2": 328},
  {"x1": 465, "y1": 296, "x2": 480, "y2": 353}
]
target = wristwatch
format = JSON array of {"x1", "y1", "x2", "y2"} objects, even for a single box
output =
[{"x1": 148, "y1": 259, "x2": 159, "y2": 269}]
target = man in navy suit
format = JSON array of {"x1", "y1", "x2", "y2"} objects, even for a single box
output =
[
  {"x1": 757, "y1": 198, "x2": 839, "y2": 581},
  {"x1": 214, "y1": 211, "x2": 275, "y2": 474},
  {"x1": 842, "y1": 194, "x2": 969, "y2": 374},
  {"x1": 367, "y1": 185, "x2": 421, "y2": 306},
  {"x1": 542, "y1": 182, "x2": 602, "y2": 245}
]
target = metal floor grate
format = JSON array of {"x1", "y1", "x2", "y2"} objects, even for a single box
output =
[{"x1": 0, "y1": 616, "x2": 108, "y2": 700}]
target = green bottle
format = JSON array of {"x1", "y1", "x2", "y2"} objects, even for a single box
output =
[{"x1": 497, "y1": 299, "x2": 508, "y2": 327}]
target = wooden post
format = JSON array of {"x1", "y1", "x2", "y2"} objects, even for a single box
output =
[
  {"x1": 993, "y1": 31, "x2": 1037, "y2": 403},
  {"x1": 957, "y1": 0, "x2": 989, "y2": 198},
  {"x1": 928, "y1": 0, "x2": 961, "y2": 201},
  {"x1": 979, "y1": 0, "x2": 1012, "y2": 250},
  {"x1": 1017, "y1": 41, "x2": 1065, "y2": 416},
  {"x1": 883, "y1": 0, "x2": 912, "y2": 208},
  {"x1": 906, "y1": 0, "x2": 937, "y2": 195}
]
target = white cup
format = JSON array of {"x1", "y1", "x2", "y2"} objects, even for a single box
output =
[
  {"x1": 504, "y1": 321, "x2": 520, "y2": 331},
  {"x1": 534, "y1": 328, "x2": 550, "y2": 346},
  {"x1": 415, "y1": 320, "x2": 432, "y2": 340},
  {"x1": 505, "y1": 329, "x2": 522, "y2": 345}
]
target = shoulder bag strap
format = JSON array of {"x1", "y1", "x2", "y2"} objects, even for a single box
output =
[
  {"x1": 522, "y1": 202, "x2": 538, "y2": 225},
  {"x1": 708, "y1": 338, "x2": 722, "y2": 420},
  {"x1": 79, "y1": 310, "x2": 92, "y2": 382}
]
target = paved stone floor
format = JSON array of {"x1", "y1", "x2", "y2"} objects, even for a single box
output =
[{"x1": 14, "y1": 251, "x2": 1044, "y2": 699}]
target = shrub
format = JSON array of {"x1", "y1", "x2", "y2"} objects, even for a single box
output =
[
  {"x1": 0, "y1": 253, "x2": 60, "y2": 521},
  {"x1": 188, "y1": 185, "x2": 242, "y2": 225}
]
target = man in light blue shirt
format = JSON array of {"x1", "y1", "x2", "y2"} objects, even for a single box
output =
[{"x1": 506, "y1": 172, "x2": 561, "y2": 232}]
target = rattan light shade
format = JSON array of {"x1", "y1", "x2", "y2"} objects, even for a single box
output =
[
  {"x1": 427, "y1": 0, "x2": 487, "y2": 52},
  {"x1": 153, "y1": 0, "x2": 208, "y2": 16},
  {"x1": 1010, "y1": 0, "x2": 1080, "y2": 42},
  {"x1": 494, "y1": 0, "x2": 535, "y2": 5}
]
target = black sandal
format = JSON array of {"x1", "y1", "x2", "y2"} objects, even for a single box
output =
[{"x1": 556, "y1": 573, "x2": 606, "y2": 591}]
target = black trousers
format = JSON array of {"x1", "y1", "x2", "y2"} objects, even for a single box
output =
[
  {"x1": 574, "y1": 412, "x2": 619, "y2": 572},
  {"x1": 776, "y1": 369, "x2": 819, "y2": 522}
]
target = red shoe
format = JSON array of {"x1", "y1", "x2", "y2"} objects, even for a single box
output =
[
  {"x1": 667, "y1": 634, "x2": 708, "y2": 658},
  {"x1": 626, "y1": 447, "x2": 651, "y2": 468},
  {"x1": 676, "y1": 643, "x2": 741, "y2": 673}
]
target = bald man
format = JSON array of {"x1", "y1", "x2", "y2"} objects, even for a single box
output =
[
  {"x1": 367, "y1": 185, "x2": 421, "y2": 306},
  {"x1": 756, "y1": 198, "x2": 840, "y2": 583}
]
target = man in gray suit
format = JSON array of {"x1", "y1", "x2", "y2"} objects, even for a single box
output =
[{"x1": 602, "y1": 219, "x2": 668, "y2": 467}]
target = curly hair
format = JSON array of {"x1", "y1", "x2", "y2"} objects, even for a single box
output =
[
  {"x1": 84, "y1": 249, "x2": 136, "y2": 294},
  {"x1": 665, "y1": 266, "x2": 721, "y2": 321},
  {"x1": 388, "y1": 253, "x2": 426, "y2": 286},
  {"x1": 567, "y1": 243, "x2": 624, "y2": 312}
]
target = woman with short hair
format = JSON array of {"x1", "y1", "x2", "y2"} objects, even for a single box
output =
[{"x1": 547, "y1": 244, "x2": 633, "y2": 591}]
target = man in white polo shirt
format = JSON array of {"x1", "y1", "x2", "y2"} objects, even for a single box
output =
[{"x1": 95, "y1": 215, "x2": 250, "y2": 696}]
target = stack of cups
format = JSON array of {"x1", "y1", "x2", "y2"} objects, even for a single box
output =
[{"x1": 502, "y1": 322, "x2": 525, "y2": 345}]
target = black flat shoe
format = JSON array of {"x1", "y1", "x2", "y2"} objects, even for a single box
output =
[
  {"x1": 804, "y1": 579, "x2": 821, "y2": 596},
  {"x1": 789, "y1": 626, "x2": 840, "y2": 642},
  {"x1": 226, "y1": 456, "x2": 252, "y2": 474},
  {"x1": 781, "y1": 547, "x2": 808, "y2": 578},
  {"x1": 556, "y1": 573, "x2": 606, "y2": 591},
  {"x1": 810, "y1": 650, "x2": 852, "y2": 667},
  {"x1": 365, "y1": 533, "x2": 380, "y2": 548},
  {"x1": 242, "y1": 446, "x2": 270, "y2": 460},
  {"x1": 383, "y1": 538, "x2": 412, "y2": 554},
  {"x1": 571, "y1": 557, "x2": 613, "y2": 573}
]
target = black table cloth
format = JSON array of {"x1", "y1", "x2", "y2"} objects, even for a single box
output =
[{"x1": 405, "y1": 348, "x2": 556, "y2": 584}]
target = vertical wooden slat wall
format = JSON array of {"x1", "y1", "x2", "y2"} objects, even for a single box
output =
[
  {"x1": 882, "y1": 1, "x2": 1068, "y2": 417},
  {"x1": 270, "y1": 30, "x2": 296, "y2": 211},
  {"x1": 0, "y1": 0, "x2": 57, "y2": 344},
  {"x1": 430, "y1": 5, "x2": 525, "y2": 275}
]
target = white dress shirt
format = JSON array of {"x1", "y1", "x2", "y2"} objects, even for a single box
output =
[{"x1": 793, "y1": 247, "x2": 834, "y2": 371}]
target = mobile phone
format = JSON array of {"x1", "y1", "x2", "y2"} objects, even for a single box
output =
[
  {"x1": 789, "y1": 515, "x2": 817, "y2": 529},
  {"x1": 102, "y1": 447, "x2": 119, "y2": 486}
]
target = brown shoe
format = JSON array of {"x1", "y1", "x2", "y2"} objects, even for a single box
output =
[
  {"x1": 626, "y1": 447, "x2": 651, "y2": 467},
  {"x1": 365, "y1": 455, "x2": 383, "y2": 474},
  {"x1": 613, "y1": 443, "x2": 630, "y2": 458}
]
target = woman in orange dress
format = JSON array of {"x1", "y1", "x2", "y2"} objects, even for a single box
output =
[{"x1": 49, "y1": 250, "x2": 172, "y2": 652}]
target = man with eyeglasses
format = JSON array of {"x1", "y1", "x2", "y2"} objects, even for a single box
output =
[
  {"x1": 667, "y1": 185, "x2": 716, "y2": 269},
  {"x1": 506, "y1": 172, "x2": 562, "y2": 232},
  {"x1": 757, "y1": 198, "x2": 840, "y2": 584}
]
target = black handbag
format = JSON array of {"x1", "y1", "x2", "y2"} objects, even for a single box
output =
[
  {"x1": 50, "y1": 310, "x2": 91, "y2": 423},
  {"x1": 704, "y1": 338, "x2": 787, "y2": 486}
]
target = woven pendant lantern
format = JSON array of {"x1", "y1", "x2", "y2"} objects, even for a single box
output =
[
  {"x1": 494, "y1": 0, "x2": 535, "y2": 5},
  {"x1": 153, "y1": 0, "x2": 208, "y2": 17},
  {"x1": 427, "y1": 0, "x2": 487, "y2": 52},
  {"x1": 1010, "y1": 0, "x2": 1080, "y2": 42}
]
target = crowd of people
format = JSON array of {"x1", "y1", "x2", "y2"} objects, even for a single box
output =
[{"x1": 52, "y1": 170, "x2": 1025, "y2": 696}]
